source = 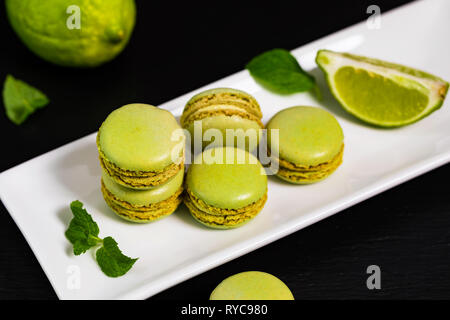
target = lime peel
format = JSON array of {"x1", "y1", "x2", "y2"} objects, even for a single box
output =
[{"x1": 5, "y1": 0, "x2": 136, "y2": 67}]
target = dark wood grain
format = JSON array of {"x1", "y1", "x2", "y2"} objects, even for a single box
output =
[{"x1": 2, "y1": 0, "x2": 447, "y2": 300}]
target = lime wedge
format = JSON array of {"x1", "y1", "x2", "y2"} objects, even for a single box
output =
[{"x1": 316, "y1": 50, "x2": 449, "y2": 127}]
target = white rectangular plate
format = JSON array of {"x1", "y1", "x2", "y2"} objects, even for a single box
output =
[{"x1": 1, "y1": 0, "x2": 449, "y2": 299}]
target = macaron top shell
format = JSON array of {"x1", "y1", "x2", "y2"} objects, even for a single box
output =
[
  {"x1": 181, "y1": 87, "x2": 262, "y2": 125},
  {"x1": 186, "y1": 147, "x2": 267, "y2": 210},
  {"x1": 210, "y1": 271, "x2": 294, "y2": 300},
  {"x1": 186, "y1": 88, "x2": 261, "y2": 114},
  {"x1": 102, "y1": 168, "x2": 184, "y2": 206},
  {"x1": 98, "y1": 104, "x2": 183, "y2": 172},
  {"x1": 267, "y1": 106, "x2": 344, "y2": 166}
]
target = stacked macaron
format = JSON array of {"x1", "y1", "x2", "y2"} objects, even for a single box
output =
[
  {"x1": 267, "y1": 106, "x2": 344, "y2": 184},
  {"x1": 97, "y1": 104, "x2": 185, "y2": 222},
  {"x1": 180, "y1": 88, "x2": 263, "y2": 150}
]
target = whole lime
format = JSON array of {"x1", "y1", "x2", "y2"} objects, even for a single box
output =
[{"x1": 6, "y1": 0, "x2": 136, "y2": 67}]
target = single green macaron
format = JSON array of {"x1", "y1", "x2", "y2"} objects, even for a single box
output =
[
  {"x1": 101, "y1": 168, "x2": 184, "y2": 223},
  {"x1": 184, "y1": 146, "x2": 268, "y2": 229},
  {"x1": 210, "y1": 271, "x2": 294, "y2": 300},
  {"x1": 267, "y1": 106, "x2": 344, "y2": 184},
  {"x1": 97, "y1": 104, "x2": 185, "y2": 189},
  {"x1": 180, "y1": 88, "x2": 263, "y2": 150}
]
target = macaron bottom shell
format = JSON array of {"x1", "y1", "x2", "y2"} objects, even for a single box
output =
[
  {"x1": 186, "y1": 114, "x2": 263, "y2": 151},
  {"x1": 188, "y1": 208, "x2": 252, "y2": 230},
  {"x1": 98, "y1": 147, "x2": 184, "y2": 190},
  {"x1": 275, "y1": 145, "x2": 344, "y2": 184},
  {"x1": 181, "y1": 87, "x2": 263, "y2": 124},
  {"x1": 101, "y1": 168, "x2": 184, "y2": 223},
  {"x1": 101, "y1": 181, "x2": 183, "y2": 223},
  {"x1": 184, "y1": 189, "x2": 267, "y2": 229}
]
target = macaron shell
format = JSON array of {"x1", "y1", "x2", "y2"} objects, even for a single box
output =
[
  {"x1": 101, "y1": 180, "x2": 183, "y2": 222},
  {"x1": 186, "y1": 147, "x2": 267, "y2": 210},
  {"x1": 98, "y1": 104, "x2": 183, "y2": 172},
  {"x1": 183, "y1": 104, "x2": 263, "y2": 127},
  {"x1": 99, "y1": 151, "x2": 184, "y2": 189},
  {"x1": 182, "y1": 87, "x2": 262, "y2": 123},
  {"x1": 267, "y1": 106, "x2": 344, "y2": 167},
  {"x1": 102, "y1": 185, "x2": 182, "y2": 222},
  {"x1": 184, "y1": 188, "x2": 267, "y2": 228},
  {"x1": 276, "y1": 146, "x2": 343, "y2": 184},
  {"x1": 186, "y1": 114, "x2": 262, "y2": 150},
  {"x1": 189, "y1": 212, "x2": 252, "y2": 229},
  {"x1": 210, "y1": 271, "x2": 294, "y2": 300},
  {"x1": 101, "y1": 168, "x2": 184, "y2": 206}
]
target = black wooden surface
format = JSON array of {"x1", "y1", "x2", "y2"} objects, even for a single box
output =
[{"x1": 1, "y1": 0, "x2": 449, "y2": 300}]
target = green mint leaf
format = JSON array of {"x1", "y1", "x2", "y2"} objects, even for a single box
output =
[
  {"x1": 246, "y1": 48, "x2": 319, "y2": 96},
  {"x1": 2, "y1": 74, "x2": 49, "y2": 125},
  {"x1": 65, "y1": 200, "x2": 102, "y2": 256},
  {"x1": 96, "y1": 236, "x2": 138, "y2": 278}
]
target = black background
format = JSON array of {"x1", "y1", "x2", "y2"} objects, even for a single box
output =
[{"x1": 1, "y1": 0, "x2": 449, "y2": 300}]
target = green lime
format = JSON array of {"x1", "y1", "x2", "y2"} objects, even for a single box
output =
[
  {"x1": 316, "y1": 50, "x2": 449, "y2": 127},
  {"x1": 6, "y1": 0, "x2": 136, "y2": 67}
]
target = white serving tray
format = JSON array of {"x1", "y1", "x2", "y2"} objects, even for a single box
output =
[{"x1": 1, "y1": 0, "x2": 449, "y2": 299}]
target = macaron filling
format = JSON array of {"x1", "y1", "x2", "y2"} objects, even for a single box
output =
[
  {"x1": 184, "y1": 187, "x2": 267, "y2": 228},
  {"x1": 182, "y1": 104, "x2": 263, "y2": 127},
  {"x1": 275, "y1": 145, "x2": 344, "y2": 183},
  {"x1": 102, "y1": 183, "x2": 183, "y2": 222},
  {"x1": 99, "y1": 149, "x2": 184, "y2": 189},
  {"x1": 101, "y1": 169, "x2": 184, "y2": 222},
  {"x1": 181, "y1": 88, "x2": 262, "y2": 123},
  {"x1": 181, "y1": 89, "x2": 264, "y2": 151}
]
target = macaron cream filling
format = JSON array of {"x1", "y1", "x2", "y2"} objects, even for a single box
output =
[
  {"x1": 102, "y1": 168, "x2": 184, "y2": 206},
  {"x1": 184, "y1": 188, "x2": 267, "y2": 227},
  {"x1": 181, "y1": 87, "x2": 263, "y2": 123},
  {"x1": 180, "y1": 88, "x2": 264, "y2": 151},
  {"x1": 99, "y1": 147, "x2": 184, "y2": 189},
  {"x1": 182, "y1": 104, "x2": 263, "y2": 127},
  {"x1": 101, "y1": 168, "x2": 184, "y2": 222}
]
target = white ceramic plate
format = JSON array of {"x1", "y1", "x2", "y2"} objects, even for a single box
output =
[{"x1": 1, "y1": 0, "x2": 449, "y2": 299}]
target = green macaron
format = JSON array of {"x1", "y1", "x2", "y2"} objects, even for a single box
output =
[
  {"x1": 267, "y1": 106, "x2": 344, "y2": 184},
  {"x1": 210, "y1": 271, "x2": 294, "y2": 300},
  {"x1": 101, "y1": 168, "x2": 184, "y2": 223},
  {"x1": 180, "y1": 88, "x2": 263, "y2": 151},
  {"x1": 97, "y1": 103, "x2": 184, "y2": 189},
  {"x1": 184, "y1": 146, "x2": 268, "y2": 229}
]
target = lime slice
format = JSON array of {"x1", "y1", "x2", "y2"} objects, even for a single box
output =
[{"x1": 316, "y1": 50, "x2": 449, "y2": 127}]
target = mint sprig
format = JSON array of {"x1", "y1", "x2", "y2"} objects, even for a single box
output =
[
  {"x1": 246, "y1": 48, "x2": 320, "y2": 97},
  {"x1": 2, "y1": 74, "x2": 49, "y2": 125},
  {"x1": 65, "y1": 201, "x2": 138, "y2": 277}
]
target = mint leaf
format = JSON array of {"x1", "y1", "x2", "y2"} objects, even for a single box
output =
[
  {"x1": 96, "y1": 236, "x2": 138, "y2": 278},
  {"x1": 246, "y1": 48, "x2": 319, "y2": 96},
  {"x1": 2, "y1": 74, "x2": 49, "y2": 125},
  {"x1": 65, "y1": 200, "x2": 102, "y2": 255},
  {"x1": 65, "y1": 201, "x2": 139, "y2": 277}
]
